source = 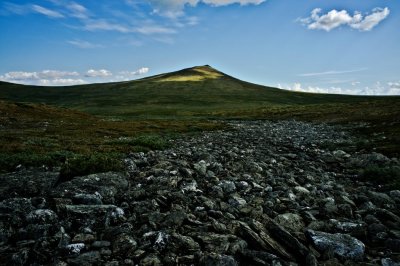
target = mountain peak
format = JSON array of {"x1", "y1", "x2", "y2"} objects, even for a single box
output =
[{"x1": 152, "y1": 65, "x2": 224, "y2": 82}]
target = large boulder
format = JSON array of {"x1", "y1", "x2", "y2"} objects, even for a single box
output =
[{"x1": 306, "y1": 229, "x2": 365, "y2": 261}]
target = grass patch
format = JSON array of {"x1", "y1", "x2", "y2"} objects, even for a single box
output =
[
  {"x1": 108, "y1": 134, "x2": 169, "y2": 150},
  {"x1": 0, "y1": 100, "x2": 224, "y2": 172},
  {"x1": 360, "y1": 165, "x2": 400, "y2": 189}
]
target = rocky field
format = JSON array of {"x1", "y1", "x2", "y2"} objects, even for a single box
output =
[{"x1": 1, "y1": 120, "x2": 399, "y2": 265}]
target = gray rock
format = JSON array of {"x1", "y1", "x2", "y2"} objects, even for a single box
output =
[
  {"x1": 112, "y1": 234, "x2": 137, "y2": 255},
  {"x1": 199, "y1": 253, "x2": 238, "y2": 266},
  {"x1": 368, "y1": 191, "x2": 395, "y2": 206},
  {"x1": 194, "y1": 160, "x2": 208, "y2": 176},
  {"x1": 381, "y1": 258, "x2": 400, "y2": 266},
  {"x1": 67, "y1": 251, "x2": 101, "y2": 266},
  {"x1": 140, "y1": 254, "x2": 162, "y2": 266},
  {"x1": 195, "y1": 233, "x2": 236, "y2": 253},
  {"x1": 64, "y1": 243, "x2": 85, "y2": 255},
  {"x1": 228, "y1": 195, "x2": 247, "y2": 208},
  {"x1": 11, "y1": 248, "x2": 29, "y2": 266},
  {"x1": 219, "y1": 181, "x2": 237, "y2": 194},
  {"x1": 91, "y1": 241, "x2": 111, "y2": 248},
  {"x1": 0, "y1": 170, "x2": 59, "y2": 199},
  {"x1": 52, "y1": 172, "x2": 128, "y2": 203},
  {"x1": 170, "y1": 233, "x2": 200, "y2": 253},
  {"x1": 274, "y1": 213, "x2": 305, "y2": 232},
  {"x1": 26, "y1": 209, "x2": 58, "y2": 224},
  {"x1": 239, "y1": 220, "x2": 292, "y2": 260},
  {"x1": 266, "y1": 218, "x2": 309, "y2": 259},
  {"x1": 306, "y1": 229, "x2": 365, "y2": 260},
  {"x1": 294, "y1": 186, "x2": 310, "y2": 195},
  {"x1": 181, "y1": 180, "x2": 202, "y2": 193},
  {"x1": 389, "y1": 190, "x2": 400, "y2": 202},
  {"x1": 329, "y1": 219, "x2": 366, "y2": 234},
  {"x1": 73, "y1": 193, "x2": 103, "y2": 205}
]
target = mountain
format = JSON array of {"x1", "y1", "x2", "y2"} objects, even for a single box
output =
[{"x1": 0, "y1": 65, "x2": 398, "y2": 119}]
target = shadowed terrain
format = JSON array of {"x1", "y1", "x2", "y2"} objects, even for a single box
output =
[{"x1": 1, "y1": 65, "x2": 398, "y2": 119}]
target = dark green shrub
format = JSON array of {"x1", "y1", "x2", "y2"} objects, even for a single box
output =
[
  {"x1": 59, "y1": 153, "x2": 123, "y2": 180},
  {"x1": 131, "y1": 134, "x2": 169, "y2": 150}
]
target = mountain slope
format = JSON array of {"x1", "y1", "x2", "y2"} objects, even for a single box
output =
[{"x1": 0, "y1": 65, "x2": 398, "y2": 118}]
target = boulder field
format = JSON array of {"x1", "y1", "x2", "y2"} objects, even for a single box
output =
[{"x1": 1, "y1": 120, "x2": 399, "y2": 265}]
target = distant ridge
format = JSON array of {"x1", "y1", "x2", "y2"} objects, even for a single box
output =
[{"x1": 0, "y1": 65, "x2": 398, "y2": 119}]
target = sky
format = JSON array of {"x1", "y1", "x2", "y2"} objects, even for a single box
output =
[{"x1": 0, "y1": 0, "x2": 399, "y2": 95}]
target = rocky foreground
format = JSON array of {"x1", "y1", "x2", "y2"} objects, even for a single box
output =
[{"x1": 1, "y1": 120, "x2": 400, "y2": 265}]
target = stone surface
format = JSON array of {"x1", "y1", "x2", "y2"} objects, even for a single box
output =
[{"x1": 0, "y1": 120, "x2": 399, "y2": 265}]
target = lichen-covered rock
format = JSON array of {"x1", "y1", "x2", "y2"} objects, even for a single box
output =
[{"x1": 274, "y1": 213, "x2": 305, "y2": 232}]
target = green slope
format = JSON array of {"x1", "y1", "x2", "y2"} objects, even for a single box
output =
[{"x1": 1, "y1": 65, "x2": 398, "y2": 119}]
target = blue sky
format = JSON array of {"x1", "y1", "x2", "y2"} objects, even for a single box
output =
[{"x1": 0, "y1": 0, "x2": 399, "y2": 95}]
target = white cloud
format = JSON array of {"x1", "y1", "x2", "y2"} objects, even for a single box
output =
[
  {"x1": 119, "y1": 67, "x2": 150, "y2": 77},
  {"x1": 388, "y1": 81, "x2": 400, "y2": 94},
  {"x1": 283, "y1": 82, "x2": 400, "y2": 95},
  {"x1": 388, "y1": 81, "x2": 400, "y2": 89},
  {"x1": 146, "y1": 0, "x2": 266, "y2": 18},
  {"x1": 32, "y1": 4, "x2": 64, "y2": 18},
  {"x1": 0, "y1": 70, "x2": 79, "y2": 81},
  {"x1": 300, "y1": 7, "x2": 390, "y2": 32},
  {"x1": 1, "y1": 71, "x2": 39, "y2": 81},
  {"x1": 351, "y1": 81, "x2": 361, "y2": 86},
  {"x1": 85, "y1": 69, "x2": 113, "y2": 77},
  {"x1": 135, "y1": 67, "x2": 150, "y2": 75},
  {"x1": 0, "y1": 67, "x2": 150, "y2": 86},
  {"x1": 0, "y1": 71, "x2": 86, "y2": 86},
  {"x1": 39, "y1": 70, "x2": 80, "y2": 79},
  {"x1": 68, "y1": 40, "x2": 103, "y2": 48},
  {"x1": 350, "y1": 8, "x2": 390, "y2": 31},
  {"x1": 38, "y1": 78, "x2": 86, "y2": 86}
]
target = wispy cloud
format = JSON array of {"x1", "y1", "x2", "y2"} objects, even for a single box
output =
[
  {"x1": 32, "y1": 4, "x2": 64, "y2": 18},
  {"x1": 3, "y1": 2, "x2": 65, "y2": 18},
  {"x1": 299, "y1": 7, "x2": 390, "y2": 32},
  {"x1": 298, "y1": 68, "x2": 367, "y2": 77},
  {"x1": 134, "y1": 25, "x2": 177, "y2": 35},
  {"x1": 66, "y1": 2, "x2": 89, "y2": 19},
  {"x1": 68, "y1": 40, "x2": 103, "y2": 49},
  {"x1": 3, "y1": 2, "x2": 31, "y2": 15},
  {"x1": 82, "y1": 19, "x2": 131, "y2": 33}
]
